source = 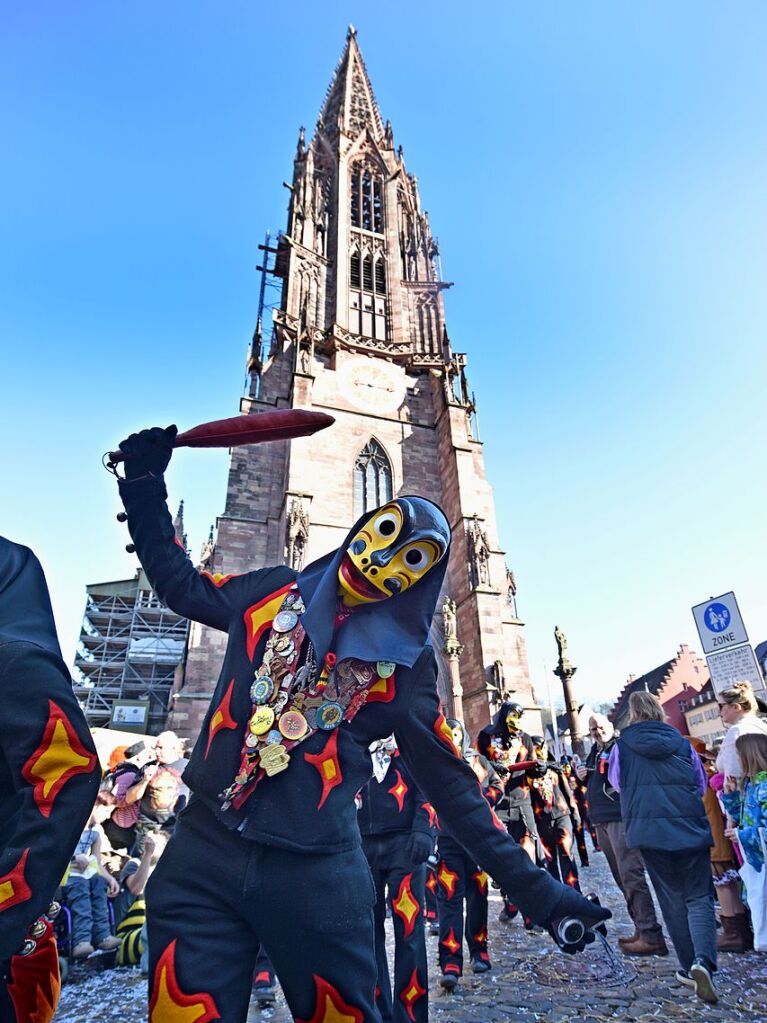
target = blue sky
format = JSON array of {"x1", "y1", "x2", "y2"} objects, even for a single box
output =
[{"x1": 2, "y1": 3, "x2": 765, "y2": 707}]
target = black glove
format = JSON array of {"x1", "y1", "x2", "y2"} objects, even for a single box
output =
[
  {"x1": 118, "y1": 425, "x2": 178, "y2": 480},
  {"x1": 406, "y1": 831, "x2": 434, "y2": 865},
  {"x1": 546, "y1": 887, "x2": 611, "y2": 955}
]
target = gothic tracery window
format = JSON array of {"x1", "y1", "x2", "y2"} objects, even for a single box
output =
[
  {"x1": 350, "y1": 164, "x2": 385, "y2": 234},
  {"x1": 354, "y1": 440, "x2": 393, "y2": 517}
]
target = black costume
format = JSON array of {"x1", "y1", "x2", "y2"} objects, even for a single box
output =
[
  {"x1": 115, "y1": 426, "x2": 608, "y2": 1023},
  {"x1": 477, "y1": 702, "x2": 540, "y2": 924},
  {"x1": 0, "y1": 538, "x2": 101, "y2": 1022},
  {"x1": 435, "y1": 721, "x2": 502, "y2": 988},
  {"x1": 528, "y1": 740, "x2": 581, "y2": 891},
  {"x1": 358, "y1": 739, "x2": 434, "y2": 1022}
]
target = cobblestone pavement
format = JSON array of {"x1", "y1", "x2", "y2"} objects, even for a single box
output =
[{"x1": 55, "y1": 851, "x2": 767, "y2": 1022}]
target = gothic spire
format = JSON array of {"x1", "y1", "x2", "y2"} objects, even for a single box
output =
[{"x1": 316, "y1": 27, "x2": 385, "y2": 145}]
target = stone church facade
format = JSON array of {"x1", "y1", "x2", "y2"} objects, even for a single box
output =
[{"x1": 168, "y1": 29, "x2": 538, "y2": 741}]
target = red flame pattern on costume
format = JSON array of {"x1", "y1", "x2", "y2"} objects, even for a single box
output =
[{"x1": 204, "y1": 680, "x2": 238, "y2": 759}]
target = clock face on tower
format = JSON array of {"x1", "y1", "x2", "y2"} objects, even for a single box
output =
[{"x1": 337, "y1": 356, "x2": 406, "y2": 414}]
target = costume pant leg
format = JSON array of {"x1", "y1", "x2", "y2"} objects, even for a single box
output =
[
  {"x1": 363, "y1": 836, "x2": 394, "y2": 1023},
  {"x1": 250, "y1": 843, "x2": 382, "y2": 1023},
  {"x1": 385, "y1": 838, "x2": 428, "y2": 1023},
  {"x1": 63, "y1": 878, "x2": 92, "y2": 946},
  {"x1": 424, "y1": 868, "x2": 438, "y2": 924},
  {"x1": 436, "y1": 844, "x2": 466, "y2": 976},
  {"x1": 464, "y1": 855, "x2": 490, "y2": 966},
  {"x1": 536, "y1": 816, "x2": 560, "y2": 882},
  {"x1": 553, "y1": 817, "x2": 580, "y2": 890},
  {"x1": 148, "y1": 801, "x2": 382, "y2": 1023},
  {"x1": 254, "y1": 944, "x2": 275, "y2": 988},
  {"x1": 146, "y1": 804, "x2": 260, "y2": 1022},
  {"x1": 603, "y1": 821, "x2": 664, "y2": 943}
]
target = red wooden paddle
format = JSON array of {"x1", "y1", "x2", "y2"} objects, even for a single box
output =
[{"x1": 108, "y1": 409, "x2": 335, "y2": 464}]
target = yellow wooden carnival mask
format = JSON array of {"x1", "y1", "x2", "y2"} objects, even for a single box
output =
[{"x1": 337, "y1": 497, "x2": 449, "y2": 607}]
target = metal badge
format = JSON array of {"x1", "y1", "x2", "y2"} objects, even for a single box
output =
[
  {"x1": 249, "y1": 706, "x2": 275, "y2": 735},
  {"x1": 278, "y1": 710, "x2": 308, "y2": 740},
  {"x1": 250, "y1": 675, "x2": 274, "y2": 704},
  {"x1": 273, "y1": 609, "x2": 299, "y2": 633},
  {"x1": 317, "y1": 702, "x2": 344, "y2": 730},
  {"x1": 376, "y1": 661, "x2": 396, "y2": 678},
  {"x1": 265, "y1": 729, "x2": 283, "y2": 745},
  {"x1": 245, "y1": 733, "x2": 259, "y2": 748},
  {"x1": 260, "y1": 743, "x2": 291, "y2": 777}
]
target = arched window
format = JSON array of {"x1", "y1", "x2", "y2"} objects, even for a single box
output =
[
  {"x1": 349, "y1": 164, "x2": 385, "y2": 234},
  {"x1": 375, "y1": 257, "x2": 386, "y2": 294},
  {"x1": 362, "y1": 255, "x2": 373, "y2": 291},
  {"x1": 350, "y1": 251, "x2": 361, "y2": 289},
  {"x1": 354, "y1": 440, "x2": 393, "y2": 517}
]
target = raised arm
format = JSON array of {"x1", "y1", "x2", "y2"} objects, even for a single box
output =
[
  {"x1": 115, "y1": 426, "x2": 258, "y2": 631},
  {"x1": 0, "y1": 644, "x2": 101, "y2": 961},
  {"x1": 394, "y1": 650, "x2": 610, "y2": 940}
]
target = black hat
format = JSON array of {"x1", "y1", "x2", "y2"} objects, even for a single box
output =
[{"x1": 125, "y1": 741, "x2": 146, "y2": 758}]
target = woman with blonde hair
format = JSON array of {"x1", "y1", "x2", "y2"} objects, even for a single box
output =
[
  {"x1": 608, "y1": 691, "x2": 719, "y2": 1004},
  {"x1": 716, "y1": 681, "x2": 767, "y2": 779}
]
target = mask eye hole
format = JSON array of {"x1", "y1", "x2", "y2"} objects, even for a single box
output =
[
  {"x1": 374, "y1": 512, "x2": 399, "y2": 538},
  {"x1": 403, "y1": 544, "x2": 432, "y2": 571}
]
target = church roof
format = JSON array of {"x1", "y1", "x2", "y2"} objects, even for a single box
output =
[{"x1": 316, "y1": 26, "x2": 385, "y2": 144}]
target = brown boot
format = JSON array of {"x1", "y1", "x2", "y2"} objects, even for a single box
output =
[
  {"x1": 717, "y1": 914, "x2": 753, "y2": 952},
  {"x1": 621, "y1": 937, "x2": 669, "y2": 956},
  {"x1": 618, "y1": 931, "x2": 640, "y2": 947}
]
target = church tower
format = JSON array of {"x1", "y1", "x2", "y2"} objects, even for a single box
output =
[{"x1": 169, "y1": 28, "x2": 537, "y2": 741}]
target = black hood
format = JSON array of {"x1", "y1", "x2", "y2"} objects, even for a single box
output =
[
  {"x1": 296, "y1": 497, "x2": 450, "y2": 668},
  {"x1": 0, "y1": 536, "x2": 62, "y2": 658},
  {"x1": 619, "y1": 720, "x2": 686, "y2": 761}
]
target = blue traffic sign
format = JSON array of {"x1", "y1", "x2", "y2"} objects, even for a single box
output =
[{"x1": 703, "y1": 602, "x2": 731, "y2": 633}]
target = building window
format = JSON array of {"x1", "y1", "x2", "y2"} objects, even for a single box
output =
[
  {"x1": 375, "y1": 257, "x2": 386, "y2": 294},
  {"x1": 354, "y1": 440, "x2": 393, "y2": 517},
  {"x1": 350, "y1": 252, "x2": 361, "y2": 289},
  {"x1": 350, "y1": 165, "x2": 385, "y2": 234}
]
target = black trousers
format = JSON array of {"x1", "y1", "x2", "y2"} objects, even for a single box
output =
[
  {"x1": 146, "y1": 800, "x2": 380, "y2": 1022},
  {"x1": 424, "y1": 867, "x2": 438, "y2": 924},
  {"x1": 363, "y1": 833, "x2": 428, "y2": 1023},
  {"x1": 641, "y1": 848, "x2": 717, "y2": 973},
  {"x1": 435, "y1": 840, "x2": 489, "y2": 976},
  {"x1": 538, "y1": 814, "x2": 580, "y2": 890}
]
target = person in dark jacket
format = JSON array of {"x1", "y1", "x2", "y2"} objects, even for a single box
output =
[
  {"x1": 609, "y1": 692, "x2": 718, "y2": 1005},
  {"x1": 577, "y1": 713, "x2": 666, "y2": 956},
  {"x1": 112, "y1": 426, "x2": 609, "y2": 1023},
  {"x1": 0, "y1": 538, "x2": 101, "y2": 1023},
  {"x1": 358, "y1": 736, "x2": 435, "y2": 1023}
]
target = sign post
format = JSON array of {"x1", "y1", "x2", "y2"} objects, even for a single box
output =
[{"x1": 692, "y1": 592, "x2": 766, "y2": 697}]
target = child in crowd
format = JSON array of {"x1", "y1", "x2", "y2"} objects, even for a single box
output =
[
  {"x1": 722, "y1": 732, "x2": 767, "y2": 951},
  {"x1": 63, "y1": 795, "x2": 121, "y2": 957}
]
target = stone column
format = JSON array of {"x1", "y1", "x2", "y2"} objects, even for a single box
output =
[
  {"x1": 442, "y1": 596, "x2": 465, "y2": 721},
  {"x1": 553, "y1": 626, "x2": 584, "y2": 758}
]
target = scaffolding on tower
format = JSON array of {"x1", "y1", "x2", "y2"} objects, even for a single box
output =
[{"x1": 246, "y1": 229, "x2": 286, "y2": 399}]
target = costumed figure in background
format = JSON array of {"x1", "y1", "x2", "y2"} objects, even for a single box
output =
[
  {"x1": 529, "y1": 737, "x2": 581, "y2": 891},
  {"x1": 112, "y1": 426, "x2": 610, "y2": 1023},
  {"x1": 0, "y1": 538, "x2": 101, "y2": 1023},
  {"x1": 358, "y1": 736, "x2": 435, "y2": 1022},
  {"x1": 435, "y1": 720, "x2": 503, "y2": 991},
  {"x1": 560, "y1": 755, "x2": 599, "y2": 867},
  {"x1": 477, "y1": 701, "x2": 541, "y2": 927}
]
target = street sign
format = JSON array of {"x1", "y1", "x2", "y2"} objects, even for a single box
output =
[
  {"x1": 691, "y1": 591, "x2": 749, "y2": 655},
  {"x1": 706, "y1": 645, "x2": 767, "y2": 698}
]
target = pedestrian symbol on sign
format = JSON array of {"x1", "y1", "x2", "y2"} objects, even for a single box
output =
[{"x1": 704, "y1": 602, "x2": 731, "y2": 633}]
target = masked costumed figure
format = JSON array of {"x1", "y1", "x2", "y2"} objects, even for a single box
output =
[
  {"x1": 113, "y1": 426, "x2": 610, "y2": 1023},
  {"x1": 358, "y1": 737, "x2": 435, "y2": 1022},
  {"x1": 560, "y1": 756, "x2": 599, "y2": 866},
  {"x1": 477, "y1": 701, "x2": 541, "y2": 925},
  {"x1": 529, "y1": 737, "x2": 581, "y2": 891},
  {"x1": 434, "y1": 720, "x2": 503, "y2": 991},
  {"x1": 0, "y1": 538, "x2": 101, "y2": 1023}
]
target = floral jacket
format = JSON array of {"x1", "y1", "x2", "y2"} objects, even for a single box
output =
[{"x1": 721, "y1": 771, "x2": 767, "y2": 872}]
